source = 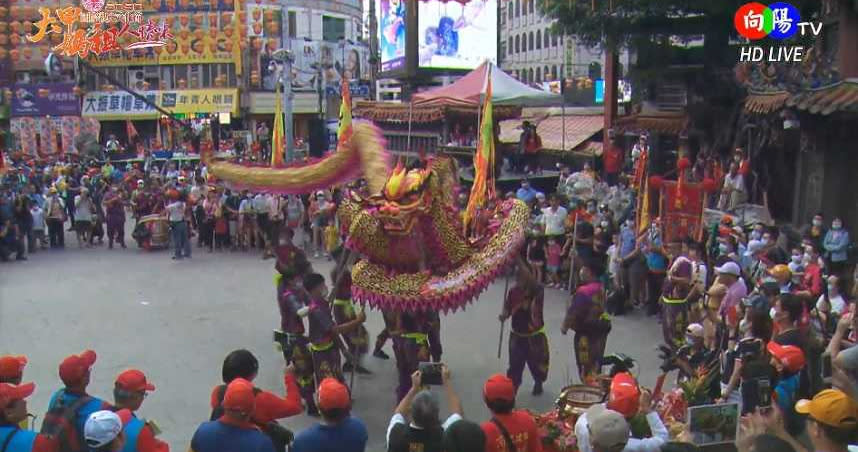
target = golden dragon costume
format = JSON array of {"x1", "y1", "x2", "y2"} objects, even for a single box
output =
[{"x1": 205, "y1": 120, "x2": 529, "y2": 312}]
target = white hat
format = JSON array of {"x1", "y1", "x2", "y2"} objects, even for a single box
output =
[
  {"x1": 586, "y1": 405, "x2": 629, "y2": 450},
  {"x1": 686, "y1": 323, "x2": 704, "y2": 338},
  {"x1": 715, "y1": 261, "x2": 741, "y2": 276},
  {"x1": 84, "y1": 410, "x2": 123, "y2": 448}
]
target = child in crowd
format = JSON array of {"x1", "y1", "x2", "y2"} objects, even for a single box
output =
[
  {"x1": 544, "y1": 237, "x2": 562, "y2": 288},
  {"x1": 527, "y1": 237, "x2": 545, "y2": 284}
]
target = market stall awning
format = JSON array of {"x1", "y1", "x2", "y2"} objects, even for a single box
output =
[
  {"x1": 499, "y1": 114, "x2": 603, "y2": 152},
  {"x1": 412, "y1": 62, "x2": 562, "y2": 107},
  {"x1": 614, "y1": 112, "x2": 689, "y2": 135},
  {"x1": 353, "y1": 100, "x2": 521, "y2": 123},
  {"x1": 786, "y1": 79, "x2": 858, "y2": 115},
  {"x1": 744, "y1": 91, "x2": 791, "y2": 114}
]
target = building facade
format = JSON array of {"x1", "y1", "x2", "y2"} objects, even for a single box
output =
[
  {"x1": 2, "y1": 0, "x2": 368, "y2": 156},
  {"x1": 499, "y1": 0, "x2": 627, "y2": 85}
]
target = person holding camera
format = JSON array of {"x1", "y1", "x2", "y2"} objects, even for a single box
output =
[
  {"x1": 386, "y1": 366, "x2": 463, "y2": 452},
  {"x1": 191, "y1": 379, "x2": 276, "y2": 452}
]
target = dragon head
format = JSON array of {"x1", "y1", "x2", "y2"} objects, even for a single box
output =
[{"x1": 370, "y1": 161, "x2": 433, "y2": 235}]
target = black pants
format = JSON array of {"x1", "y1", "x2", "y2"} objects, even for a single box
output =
[
  {"x1": 47, "y1": 218, "x2": 64, "y2": 247},
  {"x1": 647, "y1": 271, "x2": 666, "y2": 315}
]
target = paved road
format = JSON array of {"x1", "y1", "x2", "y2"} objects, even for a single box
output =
[{"x1": 0, "y1": 227, "x2": 663, "y2": 451}]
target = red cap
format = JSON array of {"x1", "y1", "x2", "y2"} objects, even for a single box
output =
[
  {"x1": 767, "y1": 342, "x2": 806, "y2": 374},
  {"x1": 0, "y1": 382, "x2": 36, "y2": 410},
  {"x1": 317, "y1": 378, "x2": 350, "y2": 410},
  {"x1": 115, "y1": 369, "x2": 155, "y2": 392},
  {"x1": 483, "y1": 374, "x2": 515, "y2": 402},
  {"x1": 59, "y1": 350, "x2": 97, "y2": 386},
  {"x1": 223, "y1": 378, "x2": 255, "y2": 413},
  {"x1": 0, "y1": 355, "x2": 27, "y2": 381},
  {"x1": 606, "y1": 372, "x2": 640, "y2": 418}
]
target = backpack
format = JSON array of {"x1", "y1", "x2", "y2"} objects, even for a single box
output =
[
  {"x1": 40, "y1": 392, "x2": 93, "y2": 452},
  {"x1": 210, "y1": 385, "x2": 293, "y2": 452}
]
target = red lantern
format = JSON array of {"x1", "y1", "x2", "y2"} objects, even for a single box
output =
[
  {"x1": 702, "y1": 178, "x2": 718, "y2": 193},
  {"x1": 676, "y1": 157, "x2": 691, "y2": 171}
]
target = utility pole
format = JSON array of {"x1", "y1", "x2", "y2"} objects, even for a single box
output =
[
  {"x1": 280, "y1": 9, "x2": 294, "y2": 161},
  {"x1": 368, "y1": 0, "x2": 378, "y2": 101}
]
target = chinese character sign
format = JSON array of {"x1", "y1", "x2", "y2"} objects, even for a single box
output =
[
  {"x1": 735, "y1": 2, "x2": 800, "y2": 40},
  {"x1": 25, "y1": 2, "x2": 175, "y2": 58}
]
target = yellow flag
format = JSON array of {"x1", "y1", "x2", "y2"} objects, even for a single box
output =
[
  {"x1": 638, "y1": 178, "x2": 650, "y2": 234},
  {"x1": 271, "y1": 83, "x2": 285, "y2": 167},
  {"x1": 463, "y1": 74, "x2": 494, "y2": 233}
]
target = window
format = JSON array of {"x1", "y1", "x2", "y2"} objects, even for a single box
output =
[
  {"x1": 544, "y1": 65, "x2": 549, "y2": 80},
  {"x1": 552, "y1": 31, "x2": 559, "y2": 47},
  {"x1": 544, "y1": 29, "x2": 550, "y2": 48},
  {"x1": 528, "y1": 68, "x2": 533, "y2": 83},
  {"x1": 508, "y1": 37, "x2": 513, "y2": 54},
  {"x1": 508, "y1": 1, "x2": 513, "y2": 19},
  {"x1": 514, "y1": 35, "x2": 519, "y2": 53},
  {"x1": 536, "y1": 30, "x2": 541, "y2": 49},
  {"x1": 552, "y1": 65, "x2": 557, "y2": 80},
  {"x1": 288, "y1": 11, "x2": 297, "y2": 38},
  {"x1": 528, "y1": 31, "x2": 533, "y2": 50},
  {"x1": 515, "y1": 0, "x2": 519, "y2": 17},
  {"x1": 522, "y1": 0, "x2": 527, "y2": 15},
  {"x1": 322, "y1": 16, "x2": 345, "y2": 42},
  {"x1": 529, "y1": 0, "x2": 534, "y2": 14},
  {"x1": 536, "y1": 67, "x2": 541, "y2": 82}
]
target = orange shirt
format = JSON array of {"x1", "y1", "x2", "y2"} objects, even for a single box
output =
[
  {"x1": 481, "y1": 410, "x2": 543, "y2": 452},
  {"x1": 209, "y1": 373, "x2": 303, "y2": 425}
]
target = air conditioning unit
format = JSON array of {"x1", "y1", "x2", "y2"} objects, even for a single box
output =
[{"x1": 128, "y1": 67, "x2": 147, "y2": 90}]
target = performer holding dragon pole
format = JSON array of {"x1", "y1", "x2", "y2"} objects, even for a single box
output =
[
  {"x1": 330, "y1": 247, "x2": 372, "y2": 375},
  {"x1": 499, "y1": 260, "x2": 549, "y2": 395}
]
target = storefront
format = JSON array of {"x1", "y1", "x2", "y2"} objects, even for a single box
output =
[
  {"x1": 9, "y1": 82, "x2": 99, "y2": 158},
  {"x1": 82, "y1": 88, "x2": 240, "y2": 152},
  {"x1": 249, "y1": 91, "x2": 320, "y2": 145}
]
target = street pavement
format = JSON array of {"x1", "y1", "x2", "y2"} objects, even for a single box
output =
[{"x1": 0, "y1": 227, "x2": 663, "y2": 451}]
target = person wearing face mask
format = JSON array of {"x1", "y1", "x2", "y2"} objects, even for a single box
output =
[
  {"x1": 824, "y1": 217, "x2": 850, "y2": 277},
  {"x1": 801, "y1": 213, "x2": 827, "y2": 253},
  {"x1": 718, "y1": 161, "x2": 746, "y2": 212}
]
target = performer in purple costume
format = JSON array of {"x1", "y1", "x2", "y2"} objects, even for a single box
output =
[
  {"x1": 499, "y1": 264, "x2": 549, "y2": 395},
  {"x1": 562, "y1": 261, "x2": 610, "y2": 382}
]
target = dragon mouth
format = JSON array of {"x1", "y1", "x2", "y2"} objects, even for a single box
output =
[{"x1": 375, "y1": 213, "x2": 418, "y2": 235}]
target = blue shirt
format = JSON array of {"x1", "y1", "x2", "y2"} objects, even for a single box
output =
[
  {"x1": 292, "y1": 417, "x2": 368, "y2": 452},
  {"x1": 47, "y1": 389, "x2": 109, "y2": 440},
  {"x1": 515, "y1": 187, "x2": 539, "y2": 203},
  {"x1": 190, "y1": 420, "x2": 275, "y2": 452},
  {"x1": 619, "y1": 225, "x2": 636, "y2": 257}
]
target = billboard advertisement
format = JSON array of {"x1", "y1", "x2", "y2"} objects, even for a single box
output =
[
  {"x1": 378, "y1": 0, "x2": 407, "y2": 72},
  {"x1": 11, "y1": 83, "x2": 82, "y2": 117},
  {"x1": 417, "y1": 0, "x2": 496, "y2": 70}
]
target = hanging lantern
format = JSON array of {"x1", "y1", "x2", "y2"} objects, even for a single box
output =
[
  {"x1": 222, "y1": 12, "x2": 232, "y2": 23},
  {"x1": 0, "y1": 48, "x2": 6, "y2": 58},
  {"x1": 252, "y1": 37, "x2": 262, "y2": 50},
  {"x1": 237, "y1": 11, "x2": 245, "y2": 22},
  {"x1": 142, "y1": 81, "x2": 150, "y2": 90},
  {"x1": 224, "y1": 40, "x2": 234, "y2": 51},
  {"x1": 209, "y1": 42, "x2": 217, "y2": 53},
  {"x1": 252, "y1": 21, "x2": 262, "y2": 35},
  {"x1": 159, "y1": 80, "x2": 168, "y2": 90},
  {"x1": 50, "y1": 32, "x2": 62, "y2": 44},
  {"x1": 178, "y1": 0, "x2": 189, "y2": 10},
  {"x1": 238, "y1": 23, "x2": 247, "y2": 36},
  {"x1": 250, "y1": 73, "x2": 259, "y2": 85},
  {"x1": 0, "y1": 35, "x2": 7, "y2": 46},
  {"x1": 193, "y1": 13, "x2": 203, "y2": 26},
  {"x1": 207, "y1": 0, "x2": 217, "y2": 8},
  {"x1": 237, "y1": 39, "x2": 246, "y2": 50},
  {"x1": 266, "y1": 37, "x2": 276, "y2": 52},
  {"x1": 263, "y1": 8, "x2": 274, "y2": 21},
  {"x1": 251, "y1": 7, "x2": 261, "y2": 21},
  {"x1": 165, "y1": 16, "x2": 174, "y2": 27},
  {"x1": 0, "y1": 23, "x2": 7, "y2": 32},
  {"x1": 177, "y1": 78, "x2": 187, "y2": 88},
  {"x1": 72, "y1": 86, "x2": 82, "y2": 96},
  {"x1": 179, "y1": 14, "x2": 189, "y2": 27},
  {"x1": 9, "y1": 21, "x2": 20, "y2": 34},
  {"x1": 179, "y1": 29, "x2": 189, "y2": 40},
  {"x1": 37, "y1": 88, "x2": 49, "y2": 97},
  {"x1": 180, "y1": 42, "x2": 190, "y2": 54},
  {"x1": 153, "y1": 44, "x2": 163, "y2": 54},
  {"x1": 165, "y1": 0, "x2": 176, "y2": 10},
  {"x1": 265, "y1": 21, "x2": 277, "y2": 34},
  {"x1": 0, "y1": 6, "x2": 7, "y2": 17},
  {"x1": 193, "y1": 28, "x2": 204, "y2": 40},
  {"x1": 208, "y1": 28, "x2": 217, "y2": 38},
  {"x1": 21, "y1": 20, "x2": 31, "y2": 32},
  {"x1": 20, "y1": 46, "x2": 32, "y2": 58},
  {"x1": 223, "y1": 26, "x2": 233, "y2": 37},
  {"x1": 208, "y1": 12, "x2": 217, "y2": 25}
]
